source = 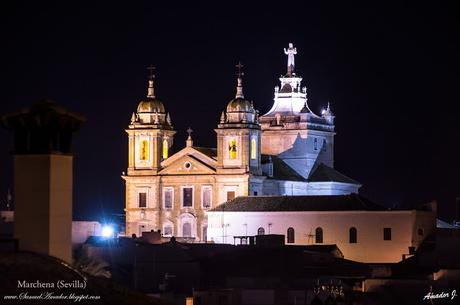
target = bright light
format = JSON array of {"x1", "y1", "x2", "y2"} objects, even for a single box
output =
[
  {"x1": 321, "y1": 109, "x2": 326, "y2": 115},
  {"x1": 101, "y1": 225, "x2": 114, "y2": 238}
]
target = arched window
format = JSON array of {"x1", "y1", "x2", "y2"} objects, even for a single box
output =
[
  {"x1": 287, "y1": 227, "x2": 295, "y2": 243},
  {"x1": 251, "y1": 138, "x2": 257, "y2": 160},
  {"x1": 315, "y1": 227, "x2": 323, "y2": 244},
  {"x1": 349, "y1": 227, "x2": 357, "y2": 243},
  {"x1": 162, "y1": 139, "x2": 168, "y2": 159},
  {"x1": 257, "y1": 227, "x2": 265, "y2": 235},
  {"x1": 183, "y1": 223, "x2": 192, "y2": 237},
  {"x1": 140, "y1": 140, "x2": 149, "y2": 160},
  {"x1": 229, "y1": 139, "x2": 237, "y2": 159}
]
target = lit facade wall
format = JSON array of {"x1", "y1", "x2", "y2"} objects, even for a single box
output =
[
  {"x1": 124, "y1": 169, "x2": 253, "y2": 240},
  {"x1": 207, "y1": 210, "x2": 436, "y2": 263},
  {"x1": 72, "y1": 221, "x2": 102, "y2": 244}
]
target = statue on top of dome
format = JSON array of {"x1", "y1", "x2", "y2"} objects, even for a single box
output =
[{"x1": 284, "y1": 43, "x2": 297, "y2": 76}]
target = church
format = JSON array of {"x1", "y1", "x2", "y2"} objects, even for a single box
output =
[
  {"x1": 122, "y1": 44, "x2": 435, "y2": 263},
  {"x1": 122, "y1": 43, "x2": 360, "y2": 241}
]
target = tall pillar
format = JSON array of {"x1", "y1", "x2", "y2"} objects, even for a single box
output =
[{"x1": 1, "y1": 99, "x2": 85, "y2": 263}]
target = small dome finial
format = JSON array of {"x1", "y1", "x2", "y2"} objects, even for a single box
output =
[
  {"x1": 147, "y1": 65, "x2": 156, "y2": 98},
  {"x1": 166, "y1": 112, "x2": 172, "y2": 125},
  {"x1": 220, "y1": 111, "x2": 226, "y2": 123},
  {"x1": 130, "y1": 112, "x2": 136, "y2": 124},
  {"x1": 321, "y1": 102, "x2": 334, "y2": 122},
  {"x1": 235, "y1": 61, "x2": 244, "y2": 99}
]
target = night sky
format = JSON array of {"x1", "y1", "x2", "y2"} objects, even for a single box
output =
[{"x1": 1, "y1": 2, "x2": 459, "y2": 222}]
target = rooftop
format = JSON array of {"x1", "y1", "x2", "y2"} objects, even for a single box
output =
[
  {"x1": 192, "y1": 146, "x2": 217, "y2": 160},
  {"x1": 308, "y1": 163, "x2": 360, "y2": 185},
  {"x1": 209, "y1": 193, "x2": 387, "y2": 212},
  {"x1": 262, "y1": 155, "x2": 306, "y2": 181}
]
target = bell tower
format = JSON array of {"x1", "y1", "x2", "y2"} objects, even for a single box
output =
[
  {"x1": 123, "y1": 67, "x2": 175, "y2": 237},
  {"x1": 259, "y1": 43, "x2": 335, "y2": 179},
  {"x1": 126, "y1": 67, "x2": 175, "y2": 175},
  {"x1": 215, "y1": 62, "x2": 261, "y2": 175}
]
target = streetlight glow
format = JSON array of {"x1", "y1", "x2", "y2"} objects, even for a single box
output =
[{"x1": 101, "y1": 225, "x2": 114, "y2": 238}]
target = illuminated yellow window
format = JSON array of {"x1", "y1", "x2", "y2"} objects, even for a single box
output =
[
  {"x1": 162, "y1": 139, "x2": 168, "y2": 159},
  {"x1": 140, "y1": 140, "x2": 149, "y2": 161},
  {"x1": 228, "y1": 139, "x2": 237, "y2": 159},
  {"x1": 251, "y1": 138, "x2": 257, "y2": 160}
]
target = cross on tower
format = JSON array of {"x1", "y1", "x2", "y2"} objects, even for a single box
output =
[
  {"x1": 235, "y1": 61, "x2": 244, "y2": 78},
  {"x1": 186, "y1": 127, "x2": 193, "y2": 147},
  {"x1": 147, "y1": 65, "x2": 156, "y2": 80},
  {"x1": 186, "y1": 127, "x2": 193, "y2": 138},
  {"x1": 146, "y1": 65, "x2": 156, "y2": 98},
  {"x1": 235, "y1": 61, "x2": 244, "y2": 98}
]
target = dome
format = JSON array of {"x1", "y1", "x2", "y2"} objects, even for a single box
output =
[
  {"x1": 226, "y1": 98, "x2": 253, "y2": 113},
  {"x1": 137, "y1": 98, "x2": 165, "y2": 113}
]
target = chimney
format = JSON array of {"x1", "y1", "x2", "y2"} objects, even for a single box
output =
[{"x1": 1, "y1": 99, "x2": 85, "y2": 263}]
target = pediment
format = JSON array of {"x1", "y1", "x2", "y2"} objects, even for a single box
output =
[
  {"x1": 159, "y1": 154, "x2": 216, "y2": 175},
  {"x1": 161, "y1": 146, "x2": 217, "y2": 168}
]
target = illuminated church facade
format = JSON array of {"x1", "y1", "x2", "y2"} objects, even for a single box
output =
[{"x1": 122, "y1": 44, "x2": 361, "y2": 241}]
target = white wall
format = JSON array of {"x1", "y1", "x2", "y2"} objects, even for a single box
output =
[
  {"x1": 72, "y1": 221, "x2": 101, "y2": 244},
  {"x1": 262, "y1": 180, "x2": 359, "y2": 196},
  {"x1": 207, "y1": 210, "x2": 436, "y2": 263}
]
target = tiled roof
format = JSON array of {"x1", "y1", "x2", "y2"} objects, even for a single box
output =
[
  {"x1": 308, "y1": 163, "x2": 360, "y2": 184},
  {"x1": 193, "y1": 146, "x2": 217, "y2": 159},
  {"x1": 261, "y1": 155, "x2": 306, "y2": 181},
  {"x1": 209, "y1": 193, "x2": 386, "y2": 212}
]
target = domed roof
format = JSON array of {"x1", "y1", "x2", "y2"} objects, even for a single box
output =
[
  {"x1": 226, "y1": 98, "x2": 253, "y2": 113},
  {"x1": 137, "y1": 98, "x2": 165, "y2": 113}
]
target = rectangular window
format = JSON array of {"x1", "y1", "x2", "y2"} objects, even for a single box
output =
[
  {"x1": 163, "y1": 187, "x2": 173, "y2": 209},
  {"x1": 138, "y1": 192, "x2": 147, "y2": 208},
  {"x1": 202, "y1": 186, "x2": 212, "y2": 209},
  {"x1": 322, "y1": 138, "x2": 327, "y2": 151},
  {"x1": 139, "y1": 224, "x2": 147, "y2": 236},
  {"x1": 418, "y1": 228, "x2": 424, "y2": 236},
  {"x1": 227, "y1": 191, "x2": 235, "y2": 201},
  {"x1": 314, "y1": 138, "x2": 318, "y2": 150},
  {"x1": 183, "y1": 187, "x2": 193, "y2": 207},
  {"x1": 162, "y1": 139, "x2": 169, "y2": 159},
  {"x1": 384, "y1": 227, "x2": 392, "y2": 240},
  {"x1": 164, "y1": 226, "x2": 173, "y2": 236},
  {"x1": 254, "y1": 191, "x2": 258, "y2": 196},
  {"x1": 140, "y1": 139, "x2": 149, "y2": 161},
  {"x1": 228, "y1": 138, "x2": 237, "y2": 159},
  {"x1": 202, "y1": 225, "x2": 207, "y2": 242},
  {"x1": 251, "y1": 138, "x2": 257, "y2": 160}
]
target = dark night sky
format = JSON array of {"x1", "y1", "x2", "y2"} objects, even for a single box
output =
[{"x1": 1, "y1": 2, "x2": 459, "y2": 222}]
